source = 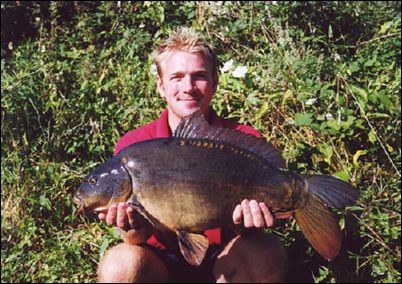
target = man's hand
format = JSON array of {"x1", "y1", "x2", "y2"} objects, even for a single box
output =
[
  {"x1": 98, "y1": 202, "x2": 137, "y2": 231},
  {"x1": 232, "y1": 199, "x2": 293, "y2": 228},
  {"x1": 98, "y1": 202, "x2": 151, "y2": 245}
]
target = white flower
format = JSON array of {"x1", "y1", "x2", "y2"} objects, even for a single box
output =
[
  {"x1": 220, "y1": 59, "x2": 233, "y2": 73},
  {"x1": 252, "y1": 71, "x2": 261, "y2": 82},
  {"x1": 326, "y1": 113, "x2": 334, "y2": 120},
  {"x1": 305, "y1": 98, "x2": 317, "y2": 106},
  {"x1": 150, "y1": 64, "x2": 157, "y2": 76},
  {"x1": 334, "y1": 53, "x2": 341, "y2": 62},
  {"x1": 232, "y1": 66, "x2": 248, "y2": 78}
]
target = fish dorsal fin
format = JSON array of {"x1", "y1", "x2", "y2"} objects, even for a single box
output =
[
  {"x1": 176, "y1": 230, "x2": 209, "y2": 266},
  {"x1": 174, "y1": 110, "x2": 286, "y2": 168}
]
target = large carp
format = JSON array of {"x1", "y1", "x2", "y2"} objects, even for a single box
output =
[{"x1": 74, "y1": 111, "x2": 359, "y2": 266}]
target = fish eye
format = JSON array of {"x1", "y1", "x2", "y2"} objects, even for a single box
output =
[{"x1": 89, "y1": 177, "x2": 97, "y2": 185}]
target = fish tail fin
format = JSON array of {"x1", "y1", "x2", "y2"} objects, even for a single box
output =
[
  {"x1": 302, "y1": 174, "x2": 359, "y2": 209},
  {"x1": 294, "y1": 174, "x2": 359, "y2": 260},
  {"x1": 295, "y1": 195, "x2": 342, "y2": 260}
]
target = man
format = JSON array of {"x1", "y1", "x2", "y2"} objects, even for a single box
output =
[{"x1": 97, "y1": 27, "x2": 291, "y2": 283}]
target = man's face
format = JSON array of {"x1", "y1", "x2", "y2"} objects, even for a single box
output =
[{"x1": 157, "y1": 51, "x2": 218, "y2": 120}]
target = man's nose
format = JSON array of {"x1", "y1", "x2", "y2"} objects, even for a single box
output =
[{"x1": 181, "y1": 75, "x2": 194, "y2": 93}]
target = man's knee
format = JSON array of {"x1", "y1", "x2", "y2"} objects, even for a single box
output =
[
  {"x1": 98, "y1": 243, "x2": 168, "y2": 283},
  {"x1": 214, "y1": 231, "x2": 288, "y2": 283}
]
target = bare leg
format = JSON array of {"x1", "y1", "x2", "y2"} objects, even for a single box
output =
[
  {"x1": 97, "y1": 243, "x2": 168, "y2": 283},
  {"x1": 213, "y1": 231, "x2": 287, "y2": 283}
]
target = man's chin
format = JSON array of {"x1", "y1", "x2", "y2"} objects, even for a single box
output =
[{"x1": 178, "y1": 104, "x2": 202, "y2": 117}]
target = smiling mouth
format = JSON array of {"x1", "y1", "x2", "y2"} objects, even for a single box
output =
[
  {"x1": 179, "y1": 97, "x2": 198, "y2": 101},
  {"x1": 179, "y1": 97, "x2": 202, "y2": 104}
]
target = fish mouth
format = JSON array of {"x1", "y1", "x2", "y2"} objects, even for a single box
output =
[
  {"x1": 73, "y1": 194, "x2": 82, "y2": 205},
  {"x1": 73, "y1": 194, "x2": 86, "y2": 215},
  {"x1": 73, "y1": 194, "x2": 110, "y2": 214}
]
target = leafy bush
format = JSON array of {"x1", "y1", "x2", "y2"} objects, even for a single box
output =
[{"x1": 2, "y1": 1, "x2": 400, "y2": 282}]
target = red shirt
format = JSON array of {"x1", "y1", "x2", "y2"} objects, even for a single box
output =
[{"x1": 114, "y1": 108, "x2": 261, "y2": 249}]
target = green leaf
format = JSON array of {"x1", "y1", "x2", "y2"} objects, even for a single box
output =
[
  {"x1": 379, "y1": 21, "x2": 392, "y2": 35},
  {"x1": 348, "y1": 63, "x2": 360, "y2": 73},
  {"x1": 282, "y1": 89, "x2": 293, "y2": 107},
  {"x1": 386, "y1": 143, "x2": 394, "y2": 152},
  {"x1": 325, "y1": 120, "x2": 341, "y2": 131},
  {"x1": 256, "y1": 101, "x2": 269, "y2": 119},
  {"x1": 294, "y1": 112, "x2": 313, "y2": 126},
  {"x1": 378, "y1": 93, "x2": 393, "y2": 109},
  {"x1": 368, "y1": 112, "x2": 390, "y2": 118},
  {"x1": 245, "y1": 93, "x2": 259, "y2": 106},
  {"x1": 333, "y1": 170, "x2": 350, "y2": 182},
  {"x1": 372, "y1": 259, "x2": 387, "y2": 276},
  {"x1": 318, "y1": 144, "x2": 333, "y2": 163},
  {"x1": 39, "y1": 195, "x2": 52, "y2": 211},
  {"x1": 99, "y1": 238, "x2": 110, "y2": 258},
  {"x1": 353, "y1": 150, "x2": 367, "y2": 167},
  {"x1": 368, "y1": 129, "x2": 376, "y2": 143},
  {"x1": 364, "y1": 58, "x2": 375, "y2": 67},
  {"x1": 328, "y1": 25, "x2": 333, "y2": 38},
  {"x1": 339, "y1": 216, "x2": 345, "y2": 230}
]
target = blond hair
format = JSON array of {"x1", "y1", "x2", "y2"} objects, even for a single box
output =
[{"x1": 152, "y1": 27, "x2": 219, "y2": 77}]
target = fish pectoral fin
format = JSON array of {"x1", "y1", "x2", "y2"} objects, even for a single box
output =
[{"x1": 176, "y1": 231, "x2": 209, "y2": 266}]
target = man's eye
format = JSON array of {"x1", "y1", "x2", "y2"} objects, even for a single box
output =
[{"x1": 194, "y1": 74, "x2": 207, "y2": 79}]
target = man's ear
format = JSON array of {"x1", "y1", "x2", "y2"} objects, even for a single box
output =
[{"x1": 156, "y1": 75, "x2": 165, "y2": 99}]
